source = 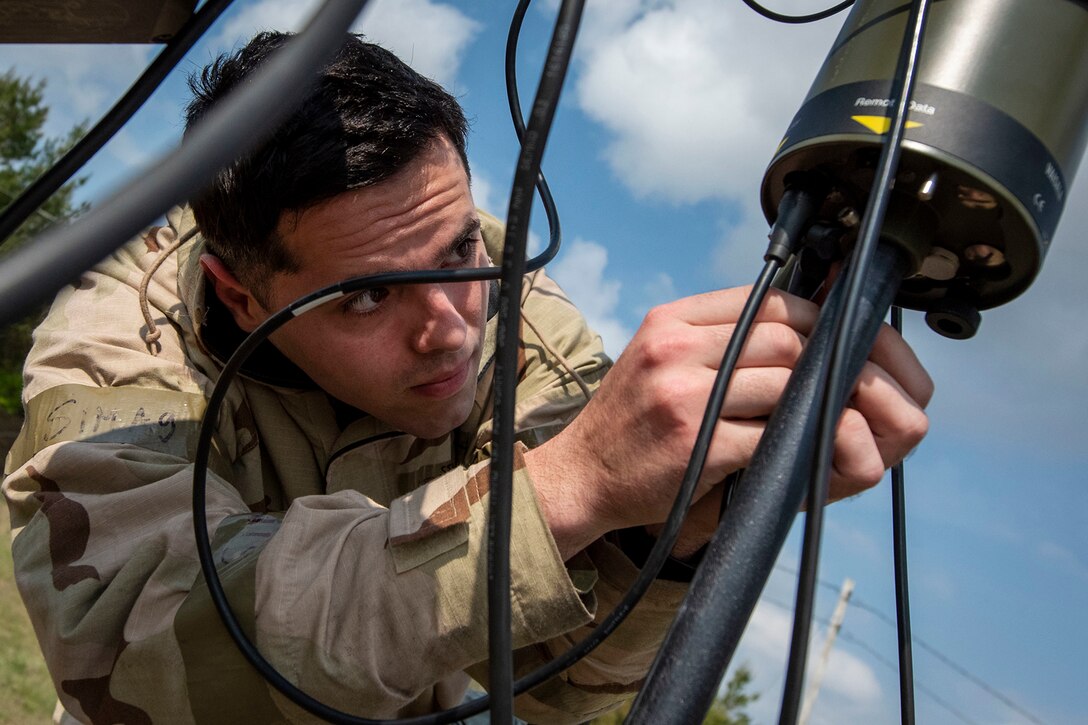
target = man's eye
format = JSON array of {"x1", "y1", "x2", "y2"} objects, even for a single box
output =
[
  {"x1": 344, "y1": 288, "x2": 389, "y2": 315},
  {"x1": 446, "y1": 237, "x2": 479, "y2": 266}
]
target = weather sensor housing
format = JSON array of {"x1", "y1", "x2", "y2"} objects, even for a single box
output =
[{"x1": 762, "y1": 0, "x2": 1088, "y2": 335}]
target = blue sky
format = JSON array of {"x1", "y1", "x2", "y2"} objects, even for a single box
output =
[{"x1": 2, "y1": 1, "x2": 1085, "y2": 722}]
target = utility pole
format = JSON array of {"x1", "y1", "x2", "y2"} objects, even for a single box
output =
[{"x1": 798, "y1": 577, "x2": 855, "y2": 725}]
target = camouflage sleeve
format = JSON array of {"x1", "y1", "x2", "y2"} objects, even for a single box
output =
[
  {"x1": 3, "y1": 217, "x2": 686, "y2": 724},
  {"x1": 0, "y1": 229, "x2": 595, "y2": 723},
  {"x1": 6, "y1": 434, "x2": 592, "y2": 723}
]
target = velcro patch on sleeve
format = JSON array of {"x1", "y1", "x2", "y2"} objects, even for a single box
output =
[{"x1": 7, "y1": 384, "x2": 206, "y2": 474}]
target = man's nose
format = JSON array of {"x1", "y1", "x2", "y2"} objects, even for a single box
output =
[{"x1": 410, "y1": 283, "x2": 468, "y2": 354}]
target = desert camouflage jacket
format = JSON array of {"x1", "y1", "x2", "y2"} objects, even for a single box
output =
[{"x1": 2, "y1": 207, "x2": 687, "y2": 724}]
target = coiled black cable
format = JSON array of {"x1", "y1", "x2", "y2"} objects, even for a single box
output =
[
  {"x1": 189, "y1": 230, "x2": 794, "y2": 725},
  {"x1": 504, "y1": 0, "x2": 563, "y2": 267},
  {"x1": 195, "y1": 3, "x2": 804, "y2": 719},
  {"x1": 0, "y1": 0, "x2": 235, "y2": 250},
  {"x1": 778, "y1": 2, "x2": 931, "y2": 723},
  {"x1": 191, "y1": 2, "x2": 587, "y2": 722},
  {"x1": 487, "y1": 0, "x2": 584, "y2": 719},
  {"x1": 740, "y1": 0, "x2": 855, "y2": 24}
]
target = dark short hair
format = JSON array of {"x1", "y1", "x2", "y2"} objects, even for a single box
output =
[{"x1": 185, "y1": 32, "x2": 470, "y2": 300}]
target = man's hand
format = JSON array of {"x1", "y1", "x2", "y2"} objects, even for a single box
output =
[{"x1": 525, "y1": 287, "x2": 933, "y2": 561}]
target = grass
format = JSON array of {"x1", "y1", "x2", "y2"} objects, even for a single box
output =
[
  {"x1": 0, "y1": 370, "x2": 23, "y2": 415},
  {"x1": 1, "y1": 484, "x2": 56, "y2": 723}
]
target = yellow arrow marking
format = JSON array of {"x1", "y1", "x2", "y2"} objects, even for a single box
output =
[{"x1": 851, "y1": 115, "x2": 923, "y2": 134}]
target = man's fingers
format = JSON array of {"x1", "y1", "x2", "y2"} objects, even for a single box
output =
[
  {"x1": 648, "y1": 287, "x2": 819, "y2": 332},
  {"x1": 714, "y1": 367, "x2": 794, "y2": 420},
  {"x1": 829, "y1": 407, "x2": 886, "y2": 499},
  {"x1": 666, "y1": 321, "x2": 805, "y2": 370},
  {"x1": 704, "y1": 418, "x2": 766, "y2": 488},
  {"x1": 851, "y1": 359, "x2": 930, "y2": 466},
  {"x1": 869, "y1": 323, "x2": 935, "y2": 407}
]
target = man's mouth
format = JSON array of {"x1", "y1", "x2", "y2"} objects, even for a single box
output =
[{"x1": 411, "y1": 357, "x2": 472, "y2": 399}]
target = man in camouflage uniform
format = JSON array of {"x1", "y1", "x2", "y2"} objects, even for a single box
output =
[{"x1": 2, "y1": 33, "x2": 933, "y2": 724}]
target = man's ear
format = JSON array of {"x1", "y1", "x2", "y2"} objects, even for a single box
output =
[{"x1": 199, "y1": 254, "x2": 270, "y2": 333}]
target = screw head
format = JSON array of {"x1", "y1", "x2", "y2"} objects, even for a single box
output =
[
  {"x1": 964, "y1": 244, "x2": 1005, "y2": 267},
  {"x1": 956, "y1": 186, "x2": 998, "y2": 210}
]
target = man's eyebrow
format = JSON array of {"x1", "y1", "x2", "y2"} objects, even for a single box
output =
[
  {"x1": 345, "y1": 216, "x2": 484, "y2": 279},
  {"x1": 429, "y1": 216, "x2": 482, "y2": 267}
]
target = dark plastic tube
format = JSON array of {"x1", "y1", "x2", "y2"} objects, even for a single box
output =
[
  {"x1": 0, "y1": 0, "x2": 235, "y2": 250},
  {"x1": 780, "y1": 2, "x2": 931, "y2": 720},
  {"x1": 0, "y1": 0, "x2": 369, "y2": 328},
  {"x1": 627, "y1": 240, "x2": 909, "y2": 725}
]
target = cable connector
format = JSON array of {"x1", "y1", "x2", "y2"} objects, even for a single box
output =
[{"x1": 764, "y1": 175, "x2": 826, "y2": 265}]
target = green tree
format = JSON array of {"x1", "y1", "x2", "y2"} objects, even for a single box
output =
[
  {"x1": 0, "y1": 68, "x2": 87, "y2": 415},
  {"x1": 590, "y1": 664, "x2": 760, "y2": 724},
  {"x1": 704, "y1": 664, "x2": 760, "y2": 725}
]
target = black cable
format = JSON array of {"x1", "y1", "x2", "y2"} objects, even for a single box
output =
[
  {"x1": 506, "y1": 0, "x2": 563, "y2": 268},
  {"x1": 188, "y1": 170, "x2": 813, "y2": 725},
  {"x1": 740, "y1": 0, "x2": 855, "y2": 24},
  {"x1": 889, "y1": 305, "x2": 916, "y2": 725},
  {"x1": 487, "y1": 1, "x2": 584, "y2": 720},
  {"x1": 516, "y1": 179, "x2": 834, "y2": 699},
  {"x1": 778, "y1": 2, "x2": 931, "y2": 723},
  {"x1": 193, "y1": 273, "x2": 529, "y2": 725},
  {"x1": 0, "y1": 0, "x2": 235, "y2": 250},
  {"x1": 762, "y1": 595, "x2": 981, "y2": 725},
  {"x1": 190, "y1": 2, "x2": 585, "y2": 721},
  {"x1": 191, "y1": 254, "x2": 791, "y2": 723},
  {"x1": 0, "y1": 0, "x2": 371, "y2": 330},
  {"x1": 520, "y1": 259, "x2": 786, "y2": 687},
  {"x1": 836, "y1": 630, "x2": 981, "y2": 725},
  {"x1": 628, "y1": 238, "x2": 908, "y2": 725},
  {"x1": 183, "y1": 3, "x2": 843, "y2": 723}
]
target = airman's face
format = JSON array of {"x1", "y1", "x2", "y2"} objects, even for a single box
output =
[{"x1": 246, "y1": 136, "x2": 489, "y2": 438}]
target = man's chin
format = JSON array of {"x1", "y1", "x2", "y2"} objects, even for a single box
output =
[{"x1": 398, "y1": 396, "x2": 475, "y2": 440}]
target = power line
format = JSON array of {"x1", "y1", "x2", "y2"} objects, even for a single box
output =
[
  {"x1": 772, "y1": 564, "x2": 1048, "y2": 724},
  {"x1": 836, "y1": 629, "x2": 980, "y2": 725},
  {"x1": 847, "y1": 598, "x2": 1047, "y2": 725},
  {"x1": 762, "y1": 594, "x2": 979, "y2": 725}
]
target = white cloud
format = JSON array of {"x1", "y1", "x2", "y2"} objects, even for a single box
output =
[
  {"x1": 548, "y1": 239, "x2": 633, "y2": 357},
  {"x1": 568, "y1": 0, "x2": 842, "y2": 285},
  {"x1": 638, "y1": 271, "x2": 677, "y2": 311},
  {"x1": 572, "y1": 0, "x2": 837, "y2": 204},
  {"x1": 734, "y1": 597, "x2": 884, "y2": 724},
  {"x1": 211, "y1": 0, "x2": 481, "y2": 88},
  {"x1": 468, "y1": 170, "x2": 497, "y2": 217},
  {"x1": 824, "y1": 642, "x2": 883, "y2": 702},
  {"x1": 357, "y1": 0, "x2": 481, "y2": 89},
  {"x1": 0, "y1": 44, "x2": 153, "y2": 138}
]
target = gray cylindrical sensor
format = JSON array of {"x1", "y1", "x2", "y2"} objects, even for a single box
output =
[{"x1": 762, "y1": 0, "x2": 1088, "y2": 313}]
